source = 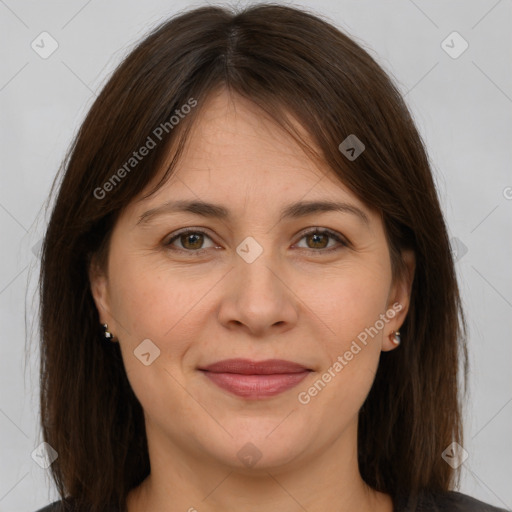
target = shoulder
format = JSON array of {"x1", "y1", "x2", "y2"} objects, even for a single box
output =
[
  {"x1": 429, "y1": 491, "x2": 509, "y2": 511},
  {"x1": 34, "y1": 499, "x2": 120, "y2": 512},
  {"x1": 34, "y1": 501, "x2": 66, "y2": 512},
  {"x1": 399, "y1": 490, "x2": 510, "y2": 511},
  {"x1": 34, "y1": 499, "x2": 85, "y2": 512}
]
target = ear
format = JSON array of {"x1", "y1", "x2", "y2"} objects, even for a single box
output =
[
  {"x1": 88, "y1": 254, "x2": 114, "y2": 328},
  {"x1": 382, "y1": 249, "x2": 415, "y2": 352}
]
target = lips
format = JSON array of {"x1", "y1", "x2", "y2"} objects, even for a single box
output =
[
  {"x1": 199, "y1": 358, "x2": 312, "y2": 399},
  {"x1": 200, "y1": 358, "x2": 310, "y2": 374}
]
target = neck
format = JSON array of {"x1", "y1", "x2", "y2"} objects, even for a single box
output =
[{"x1": 126, "y1": 420, "x2": 393, "y2": 512}]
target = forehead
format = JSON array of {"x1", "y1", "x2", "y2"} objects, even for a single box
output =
[
  {"x1": 176, "y1": 89, "x2": 323, "y2": 182},
  {"x1": 126, "y1": 89, "x2": 377, "y2": 226}
]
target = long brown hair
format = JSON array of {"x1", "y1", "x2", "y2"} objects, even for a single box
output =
[{"x1": 38, "y1": 3, "x2": 468, "y2": 511}]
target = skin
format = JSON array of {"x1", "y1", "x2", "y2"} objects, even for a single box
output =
[{"x1": 89, "y1": 88, "x2": 415, "y2": 512}]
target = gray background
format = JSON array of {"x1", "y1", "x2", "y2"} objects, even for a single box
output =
[{"x1": 1, "y1": 1, "x2": 511, "y2": 511}]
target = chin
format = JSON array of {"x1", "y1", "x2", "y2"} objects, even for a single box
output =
[{"x1": 194, "y1": 420, "x2": 311, "y2": 472}]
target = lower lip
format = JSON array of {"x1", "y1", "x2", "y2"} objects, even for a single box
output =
[{"x1": 201, "y1": 370, "x2": 311, "y2": 399}]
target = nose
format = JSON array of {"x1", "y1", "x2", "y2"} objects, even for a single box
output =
[{"x1": 217, "y1": 254, "x2": 299, "y2": 337}]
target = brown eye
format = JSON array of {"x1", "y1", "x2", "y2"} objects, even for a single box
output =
[
  {"x1": 305, "y1": 232, "x2": 329, "y2": 249},
  {"x1": 295, "y1": 228, "x2": 348, "y2": 253},
  {"x1": 165, "y1": 229, "x2": 215, "y2": 253},
  {"x1": 180, "y1": 232, "x2": 204, "y2": 250}
]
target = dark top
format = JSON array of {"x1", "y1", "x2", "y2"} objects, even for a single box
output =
[{"x1": 35, "y1": 490, "x2": 509, "y2": 511}]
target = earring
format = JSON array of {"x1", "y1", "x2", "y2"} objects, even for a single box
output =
[
  {"x1": 102, "y1": 323, "x2": 116, "y2": 342},
  {"x1": 391, "y1": 330, "x2": 401, "y2": 346}
]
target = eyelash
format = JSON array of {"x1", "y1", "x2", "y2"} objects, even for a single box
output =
[{"x1": 163, "y1": 227, "x2": 349, "y2": 257}]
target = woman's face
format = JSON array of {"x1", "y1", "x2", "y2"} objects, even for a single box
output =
[{"x1": 90, "y1": 89, "x2": 413, "y2": 473}]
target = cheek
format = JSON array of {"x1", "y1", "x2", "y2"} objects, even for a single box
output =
[
  {"x1": 107, "y1": 258, "x2": 197, "y2": 414},
  {"x1": 314, "y1": 261, "x2": 391, "y2": 346},
  {"x1": 108, "y1": 251, "x2": 195, "y2": 337},
  {"x1": 107, "y1": 254, "x2": 218, "y2": 376},
  {"x1": 302, "y1": 262, "x2": 390, "y2": 405},
  {"x1": 297, "y1": 281, "x2": 385, "y2": 426}
]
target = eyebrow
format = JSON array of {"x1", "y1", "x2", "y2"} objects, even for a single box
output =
[{"x1": 136, "y1": 199, "x2": 370, "y2": 227}]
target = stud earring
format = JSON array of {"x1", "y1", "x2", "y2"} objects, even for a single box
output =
[
  {"x1": 102, "y1": 323, "x2": 116, "y2": 342},
  {"x1": 391, "y1": 330, "x2": 401, "y2": 346}
]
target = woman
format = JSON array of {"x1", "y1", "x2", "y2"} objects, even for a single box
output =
[{"x1": 35, "y1": 3, "x2": 506, "y2": 512}]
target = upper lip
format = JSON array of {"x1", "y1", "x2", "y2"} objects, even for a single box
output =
[{"x1": 199, "y1": 358, "x2": 311, "y2": 375}]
